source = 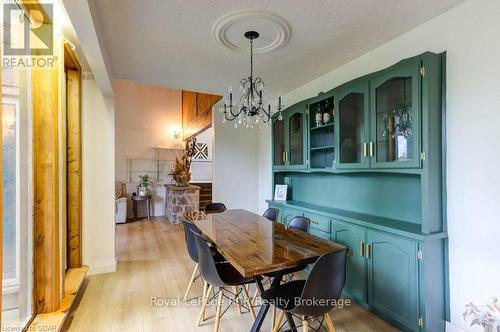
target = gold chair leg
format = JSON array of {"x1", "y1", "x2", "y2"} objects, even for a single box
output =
[
  {"x1": 271, "y1": 306, "x2": 276, "y2": 329},
  {"x1": 251, "y1": 287, "x2": 260, "y2": 305},
  {"x1": 184, "y1": 263, "x2": 199, "y2": 301},
  {"x1": 202, "y1": 280, "x2": 208, "y2": 298},
  {"x1": 302, "y1": 316, "x2": 308, "y2": 332},
  {"x1": 273, "y1": 310, "x2": 285, "y2": 332},
  {"x1": 324, "y1": 312, "x2": 336, "y2": 332},
  {"x1": 233, "y1": 286, "x2": 242, "y2": 314},
  {"x1": 242, "y1": 285, "x2": 257, "y2": 320},
  {"x1": 197, "y1": 284, "x2": 213, "y2": 326},
  {"x1": 214, "y1": 289, "x2": 224, "y2": 332}
]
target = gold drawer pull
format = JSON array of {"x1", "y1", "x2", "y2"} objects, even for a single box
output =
[
  {"x1": 311, "y1": 220, "x2": 320, "y2": 225},
  {"x1": 359, "y1": 241, "x2": 364, "y2": 257},
  {"x1": 365, "y1": 243, "x2": 371, "y2": 259}
]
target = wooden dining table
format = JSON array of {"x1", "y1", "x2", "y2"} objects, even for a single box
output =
[{"x1": 182, "y1": 209, "x2": 347, "y2": 332}]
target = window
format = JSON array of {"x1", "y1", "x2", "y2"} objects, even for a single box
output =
[{"x1": 1, "y1": 2, "x2": 34, "y2": 329}]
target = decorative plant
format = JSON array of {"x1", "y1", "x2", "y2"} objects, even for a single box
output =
[
  {"x1": 463, "y1": 297, "x2": 500, "y2": 332},
  {"x1": 169, "y1": 137, "x2": 197, "y2": 187},
  {"x1": 137, "y1": 174, "x2": 153, "y2": 189}
]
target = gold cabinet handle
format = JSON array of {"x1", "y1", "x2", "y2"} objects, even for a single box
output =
[
  {"x1": 282, "y1": 152, "x2": 286, "y2": 163},
  {"x1": 369, "y1": 142, "x2": 374, "y2": 157},
  {"x1": 363, "y1": 143, "x2": 368, "y2": 157},
  {"x1": 311, "y1": 220, "x2": 319, "y2": 225},
  {"x1": 285, "y1": 152, "x2": 288, "y2": 163},
  {"x1": 359, "y1": 241, "x2": 364, "y2": 257},
  {"x1": 365, "y1": 243, "x2": 371, "y2": 259}
]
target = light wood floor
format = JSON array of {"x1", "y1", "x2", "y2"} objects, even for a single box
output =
[{"x1": 65, "y1": 218, "x2": 399, "y2": 332}]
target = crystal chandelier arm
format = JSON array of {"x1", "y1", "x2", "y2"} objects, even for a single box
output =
[{"x1": 224, "y1": 103, "x2": 241, "y2": 120}]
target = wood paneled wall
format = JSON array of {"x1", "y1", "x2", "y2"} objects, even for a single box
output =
[
  {"x1": 182, "y1": 91, "x2": 221, "y2": 139},
  {"x1": 65, "y1": 44, "x2": 82, "y2": 269},
  {"x1": 33, "y1": 50, "x2": 61, "y2": 313}
]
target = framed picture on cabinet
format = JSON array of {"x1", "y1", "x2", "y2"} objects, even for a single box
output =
[{"x1": 274, "y1": 185, "x2": 288, "y2": 201}]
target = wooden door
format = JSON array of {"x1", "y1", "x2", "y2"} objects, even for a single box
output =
[
  {"x1": 367, "y1": 230, "x2": 419, "y2": 330},
  {"x1": 333, "y1": 221, "x2": 367, "y2": 302}
]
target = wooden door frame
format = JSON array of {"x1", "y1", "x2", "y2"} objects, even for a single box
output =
[{"x1": 63, "y1": 43, "x2": 82, "y2": 269}]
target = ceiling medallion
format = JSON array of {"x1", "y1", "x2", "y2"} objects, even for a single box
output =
[{"x1": 212, "y1": 10, "x2": 291, "y2": 53}]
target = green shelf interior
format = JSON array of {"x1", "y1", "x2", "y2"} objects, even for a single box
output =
[
  {"x1": 311, "y1": 123, "x2": 335, "y2": 131},
  {"x1": 310, "y1": 145, "x2": 335, "y2": 151},
  {"x1": 310, "y1": 97, "x2": 335, "y2": 168}
]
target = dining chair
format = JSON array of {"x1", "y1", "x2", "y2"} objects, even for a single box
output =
[
  {"x1": 263, "y1": 248, "x2": 349, "y2": 332},
  {"x1": 192, "y1": 229, "x2": 259, "y2": 332},
  {"x1": 287, "y1": 216, "x2": 310, "y2": 232},
  {"x1": 204, "y1": 202, "x2": 227, "y2": 213},
  {"x1": 180, "y1": 220, "x2": 226, "y2": 301},
  {"x1": 251, "y1": 215, "x2": 311, "y2": 328},
  {"x1": 263, "y1": 208, "x2": 280, "y2": 221}
]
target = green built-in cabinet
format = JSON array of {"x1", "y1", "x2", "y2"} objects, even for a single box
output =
[
  {"x1": 269, "y1": 52, "x2": 447, "y2": 332},
  {"x1": 272, "y1": 100, "x2": 309, "y2": 170}
]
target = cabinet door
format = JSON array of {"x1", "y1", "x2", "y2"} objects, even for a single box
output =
[
  {"x1": 286, "y1": 109, "x2": 307, "y2": 169},
  {"x1": 370, "y1": 60, "x2": 421, "y2": 168},
  {"x1": 272, "y1": 118, "x2": 286, "y2": 168},
  {"x1": 367, "y1": 230, "x2": 418, "y2": 331},
  {"x1": 333, "y1": 221, "x2": 367, "y2": 302},
  {"x1": 335, "y1": 81, "x2": 370, "y2": 169}
]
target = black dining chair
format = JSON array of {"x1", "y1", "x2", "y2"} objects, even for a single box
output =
[
  {"x1": 192, "y1": 229, "x2": 259, "y2": 332},
  {"x1": 180, "y1": 220, "x2": 226, "y2": 301},
  {"x1": 251, "y1": 215, "x2": 311, "y2": 328},
  {"x1": 204, "y1": 202, "x2": 227, "y2": 213},
  {"x1": 287, "y1": 216, "x2": 310, "y2": 232},
  {"x1": 263, "y1": 248, "x2": 349, "y2": 332},
  {"x1": 263, "y1": 208, "x2": 280, "y2": 221}
]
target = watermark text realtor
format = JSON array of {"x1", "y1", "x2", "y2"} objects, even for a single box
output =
[{"x1": 2, "y1": 1, "x2": 56, "y2": 68}]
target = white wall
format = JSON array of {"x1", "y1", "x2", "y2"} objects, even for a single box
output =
[
  {"x1": 82, "y1": 76, "x2": 116, "y2": 275},
  {"x1": 258, "y1": 0, "x2": 500, "y2": 330},
  {"x1": 191, "y1": 127, "x2": 213, "y2": 183},
  {"x1": 114, "y1": 80, "x2": 183, "y2": 217},
  {"x1": 213, "y1": 110, "x2": 259, "y2": 213}
]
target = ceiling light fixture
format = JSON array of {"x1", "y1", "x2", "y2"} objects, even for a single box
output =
[{"x1": 219, "y1": 31, "x2": 283, "y2": 128}]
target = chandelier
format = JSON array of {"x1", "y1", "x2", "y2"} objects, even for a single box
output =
[{"x1": 220, "y1": 31, "x2": 283, "y2": 128}]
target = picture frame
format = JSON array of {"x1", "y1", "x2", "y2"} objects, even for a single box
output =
[{"x1": 274, "y1": 184, "x2": 288, "y2": 201}]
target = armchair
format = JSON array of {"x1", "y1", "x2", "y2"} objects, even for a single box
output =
[{"x1": 115, "y1": 182, "x2": 128, "y2": 223}]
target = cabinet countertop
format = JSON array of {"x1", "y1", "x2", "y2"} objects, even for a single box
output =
[{"x1": 267, "y1": 200, "x2": 447, "y2": 241}]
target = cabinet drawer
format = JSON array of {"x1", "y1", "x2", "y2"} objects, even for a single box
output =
[
  {"x1": 309, "y1": 227, "x2": 331, "y2": 241},
  {"x1": 304, "y1": 212, "x2": 331, "y2": 233}
]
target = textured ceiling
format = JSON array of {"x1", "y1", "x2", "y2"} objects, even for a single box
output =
[{"x1": 88, "y1": 0, "x2": 464, "y2": 97}]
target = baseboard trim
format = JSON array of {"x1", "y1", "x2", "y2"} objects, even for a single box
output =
[
  {"x1": 86, "y1": 259, "x2": 117, "y2": 275},
  {"x1": 446, "y1": 321, "x2": 469, "y2": 332}
]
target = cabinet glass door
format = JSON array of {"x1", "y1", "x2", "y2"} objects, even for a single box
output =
[
  {"x1": 371, "y1": 61, "x2": 420, "y2": 168},
  {"x1": 273, "y1": 119, "x2": 285, "y2": 167},
  {"x1": 288, "y1": 111, "x2": 304, "y2": 166},
  {"x1": 336, "y1": 82, "x2": 369, "y2": 169}
]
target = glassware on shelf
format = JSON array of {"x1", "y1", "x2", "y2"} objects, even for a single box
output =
[
  {"x1": 315, "y1": 105, "x2": 322, "y2": 127},
  {"x1": 323, "y1": 112, "x2": 330, "y2": 124}
]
